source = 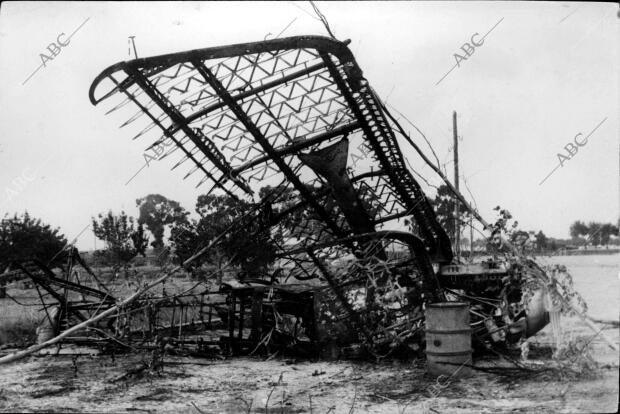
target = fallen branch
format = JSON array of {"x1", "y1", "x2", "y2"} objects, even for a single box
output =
[
  {"x1": 0, "y1": 191, "x2": 284, "y2": 366},
  {"x1": 236, "y1": 396, "x2": 253, "y2": 414},
  {"x1": 265, "y1": 372, "x2": 284, "y2": 414},
  {"x1": 0, "y1": 228, "x2": 227, "y2": 365},
  {"x1": 191, "y1": 402, "x2": 207, "y2": 414},
  {"x1": 348, "y1": 387, "x2": 358, "y2": 414}
]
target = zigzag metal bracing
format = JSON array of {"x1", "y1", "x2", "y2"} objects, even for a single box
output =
[
  {"x1": 104, "y1": 75, "x2": 238, "y2": 199},
  {"x1": 56, "y1": 35, "x2": 553, "y2": 359},
  {"x1": 190, "y1": 59, "x2": 348, "y2": 240},
  {"x1": 90, "y1": 36, "x2": 454, "y2": 286},
  {"x1": 126, "y1": 67, "x2": 253, "y2": 195}
]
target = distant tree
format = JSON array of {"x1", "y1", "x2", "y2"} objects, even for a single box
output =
[
  {"x1": 171, "y1": 191, "x2": 280, "y2": 281},
  {"x1": 258, "y1": 181, "x2": 383, "y2": 241},
  {"x1": 509, "y1": 229, "x2": 534, "y2": 253},
  {"x1": 534, "y1": 230, "x2": 548, "y2": 252},
  {"x1": 569, "y1": 220, "x2": 589, "y2": 239},
  {"x1": 0, "y1": 212, "x2": 68, "y2": 270},
  {"x1": 460, "y1": 236, "x2": 470, "y2": 248},
  {"x1": 569, "y1": 220, "x2": 620, "y2": 247},
  {"x1": 548, "y1": 239, "x2": 557, "y2": 251},
  {"x1": 599, "y1": 223, "x2": 619, "y2": 245},
  {"x1": 586, "y1": 222, "x2": 602, "y2": 245},
  {"x1": 92, "y1": 211, "x2": 148, "y2": 272},
  {"x1": 472, "y1": 238, "x2": 487, "y2": 250},
  {"x1": 258, "y1": 185, "x2": 297, "y2": 212},
  {"x1": 169, "y1": 219, "x2": 202, "y2": 269},
  {"x1": 429, "y1": 184, "x2": 468, "y2": 243},
  {"x1": 258, "y1": 183, "x2": 334, "y2": 242},
  {"x1": 136, "y1": 194, "x2": 188, "y2": 249},
  {"x1": 601, "y1": 223, "x2": 620, "y2": 244}
]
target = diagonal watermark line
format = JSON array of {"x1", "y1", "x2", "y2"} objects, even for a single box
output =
[
  {"x1": 576, "y1": 224, "x2": 605, "y2": 249},
  {"x1": 22, "y1": 64, "x2": 45, "y2": 86},
  {"x1": 539, "y1": 117, "x2": 607, "y2": 186},
  {"x1": 481, "y1": 17, "x2": 504, "y2": 40},
  {"x1": 276, "y1": 17, "x2": 297, "y2": 39},
  {"x1": 288, "y1": 1, "x2": 321, "y2": 21},
  {"x1": 435, "y1": 18, "x2": 504, "y2": 86},
  {"x1": 582, "y1": 117, "x2": 607, "y2": 141},
  {"x1": 125, "y1": 161, "x2": 149, "y2": 186},
  {"x1": 538, "y1": 164, "x2": 562, "y2": 186},
  {"x1": 126, "y1": 17, "x2": 296, "y2": 187},
  {"x1": 0, "y1": 151, "x2": 60, "y2": 209},
  {"x1": 559, "y1": 8, "x2": 579, "y2": 24},
  {"x1": 22, "y1": 17, "x2": 90, "y2": 86},
  {"x1": 47, "y1": 222, "x2": 91, "y2": 265},
  {"x1": 435, "y1": 64, "x2": 459, "y2": 86},
  {"x1": 66, "y1": 17, "x2": 90, "y2": 41}
]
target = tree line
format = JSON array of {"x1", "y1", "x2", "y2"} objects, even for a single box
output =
[
  {"x1": 429, "y1": 184, "x2": 619, "y2": 253},
  {"x1": 89, "y1": 190, "x2": 284, "y2": 278},
  {"x1": 569, "y1": 220, "x2": 619, "y2": 246},
  {"x1": 1, "y1": 187, "x2": 617, "y2": 277},
  {"x1": 1, "y1": 185, "x2": 358, "y2": 279}
]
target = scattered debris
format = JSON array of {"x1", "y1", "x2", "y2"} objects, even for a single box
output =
[{"x1": 1, "y1": 35, "x2": 610, "y2": 371}]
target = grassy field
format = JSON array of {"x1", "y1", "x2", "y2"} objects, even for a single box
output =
[
  {"x1": 0, "y1": 303, "x2": 40, "y2": 347},
  {"x1": 0, "y1": 255, "x2": 618, "y2": 412},
  {"x1": 0, "y1": 264, "x2": 207, "y2": 347}
]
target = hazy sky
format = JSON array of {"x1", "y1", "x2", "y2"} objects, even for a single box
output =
[{"x1": 0, "y1": 1, "x2": 618, "y2": 251}]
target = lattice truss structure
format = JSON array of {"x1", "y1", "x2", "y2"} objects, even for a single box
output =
[{"x1": 90, "y1": 36, "x2": 453, "y2": 302}]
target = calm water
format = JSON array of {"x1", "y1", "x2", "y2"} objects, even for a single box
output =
[{"x1": 538, "y1": 253, "x2": 619, "y2": 320}]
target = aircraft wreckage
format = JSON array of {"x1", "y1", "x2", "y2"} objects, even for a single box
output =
[{"x1": 2, "y1": 36, "x2": 552, "y2": 362}]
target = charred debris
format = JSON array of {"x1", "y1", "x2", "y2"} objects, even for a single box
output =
[{"x1": 0, "y1": 36, "x2": 607, "y2": 365}]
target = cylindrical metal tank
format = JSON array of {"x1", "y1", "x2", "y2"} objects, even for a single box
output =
[{"x1": 425, "y1": 302, "x2": 472, "y2": 377}]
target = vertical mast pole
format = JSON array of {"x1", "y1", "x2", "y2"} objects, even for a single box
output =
[{"x1": 453, "y1": 111, "x2": 460, "y2": 261}]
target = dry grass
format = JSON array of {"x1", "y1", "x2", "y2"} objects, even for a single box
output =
[
  {"x1": 0, "y1": 263, "x2": 228, "y2": 349},
  {"x1": 0, "y1": 299, "x2": 41, "y2": 346},
  {"x1": 0, "y1": 265, "x2": 196, "y2": 348}
]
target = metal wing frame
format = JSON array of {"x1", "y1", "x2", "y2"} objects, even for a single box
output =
[
  {"x1": 90, "y1": 35, "x2": 454, "y2": 352},
  {"x1": 90, "y1": 35, "x2": 451, "y2": 260}
]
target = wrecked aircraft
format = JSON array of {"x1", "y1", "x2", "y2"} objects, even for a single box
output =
[{"x1": 3, "y1": 36, "x2": 550, "y2": 361}]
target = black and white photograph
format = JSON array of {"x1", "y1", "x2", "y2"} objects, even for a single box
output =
[{"x1": 0, "y1": 2, "x2": 618, "y2": 412}]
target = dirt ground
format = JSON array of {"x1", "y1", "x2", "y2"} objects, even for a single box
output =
[{"x1": 0, "y1": 316, "x2": 617, "y2": 414}]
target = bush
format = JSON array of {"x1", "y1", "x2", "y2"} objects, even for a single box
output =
[{"x1": 0, "y1": 311, "x2": 39, "y2": 347}]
